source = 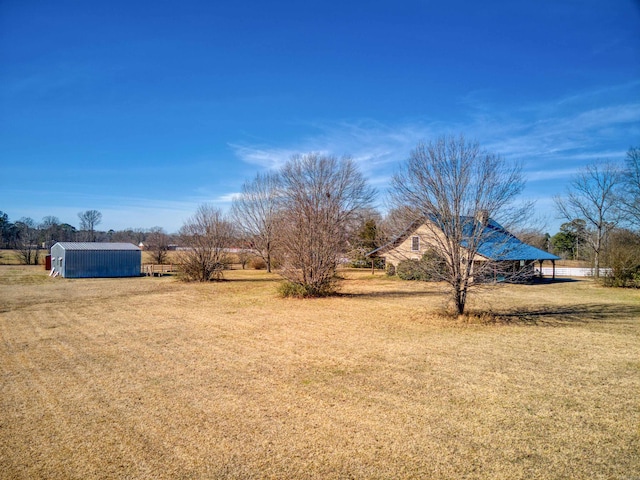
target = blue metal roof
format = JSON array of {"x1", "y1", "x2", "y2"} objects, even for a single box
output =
[{"x1": 462, "y1": 218, "x2": 559, "y2": 261}]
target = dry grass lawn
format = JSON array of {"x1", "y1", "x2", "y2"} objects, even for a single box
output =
[{"x1": 1, "y1": 266, "x2": 638, "y2": 479}]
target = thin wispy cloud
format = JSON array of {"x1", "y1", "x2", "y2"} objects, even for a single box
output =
[
  {"x1": 215, "y1": 193, "x2": 241, "y2": 203},
  {"x1": 231, "y1": 119, "x2": 436, "y2": 176},
  {"x1": 554, "y1": 79, "x2": 640, "y2": 107},
  {"x1": 525, "y1": 168, "x2": 581, "y2": 182},
  {"x1": 233, "y1": 83, "x2": 638, "y2": 173},
  {"x1": 228, "y1": 81, "x2": 638, "y2": 230},
  {"x1": 227, "y1": 144, "x2": 302, "y2": 170}
]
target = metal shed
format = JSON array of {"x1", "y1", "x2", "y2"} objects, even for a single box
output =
[{"x1": 50, "y1": 242, "x2": 141, "y2": 278}]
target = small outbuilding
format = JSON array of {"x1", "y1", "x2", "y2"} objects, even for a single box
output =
[{"x1": 50, "y1": 242, "x2": 141, "y2": 278}]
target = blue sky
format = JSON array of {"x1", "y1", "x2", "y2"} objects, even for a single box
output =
[{"x1": 1, "y1": 0, "x2": 639, "y2": 233}]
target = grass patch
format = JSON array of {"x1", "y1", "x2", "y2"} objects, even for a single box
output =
[
  {"x1": 0, "y1": 249, "x2": 22, "y2": 265},
  {"x1": 1, "y1": 267, "x2": 639, "y2": 479},
  {"x1": 0, "y1": 266, "x2": 50, "y2": 286}
]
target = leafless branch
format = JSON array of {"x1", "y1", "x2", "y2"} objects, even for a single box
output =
[
  {"x1": 276, "y1": 153, "x2": 376, "y2": 295},
  {"x1": 178, "y1": 204, "x2": 234, "y2": 282},
  {"x1": 390, "y1": 135, "x2": 528, "y2": 314}
]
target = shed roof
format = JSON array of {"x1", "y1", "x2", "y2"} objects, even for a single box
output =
[{"x1": 53, "y1": 242, "x2": 140, "y2": 251}]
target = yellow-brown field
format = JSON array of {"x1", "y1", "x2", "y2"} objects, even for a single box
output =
[{"x1": 1, "y1": 266, "x2": 638, "y2": 479}]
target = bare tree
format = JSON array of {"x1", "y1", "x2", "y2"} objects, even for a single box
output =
[
  {"x1": 146, "y1": 227, "x2": 170, "y2": 264},
  {"x1": 15, "y1": 217, "x2": 40, "y2": 265},
  {"x1": 622, "y1": 146, "x2": 640, "y2": 226},
  {"x1": 78, "y1": 210, "x2": 102, "y2": 242},
  {"x1": 379, "y1": 206, "x2": 422, "y2": 245},
  {"x1": 514, "y1": 229, "x2": 551, "y2": 253},
  {"x1": 277, "y1": 153, "x2": 376, "y2": 296},
  {"x1": 230, "y1": 172, "x2": 281, "y2": 273},
  {"x1": 110, "y1": 228, "x2": 146, "y2": 244},
  {"x1": 390, "y1": 135, "x2": 528, "y2": 315},
  {"x1": 554, "y1": 160, "x2": 624, "y2": 279},
  {"x1": 235, "y1": 248, "x2": 254, "y2": 269},
  {"x1": 178, "y1": 204, "x2": 234, "y2": 282},
  {"x1": 40, "y1": 216, "x2": 61, "y2": 248}
]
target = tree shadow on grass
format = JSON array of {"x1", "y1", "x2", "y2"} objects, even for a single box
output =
[
  {"x1": 470, "y1": 303, "x2": 640, "y2": 327},
  {"x1": 228, "y1": 277, "x2": 273, "y2": 283},
  {"x1": 225, "y1": 275, "x2": 282, "y2": 283},
  {"x1": 526, "y1": 277, "x2": 593, "y2": 287},
  {"x1": 530, "y1": 277, "x2": 581, "y2": 284},
  {"x1": 339, "y1": 289, "x2": 445, "y2": 299}
]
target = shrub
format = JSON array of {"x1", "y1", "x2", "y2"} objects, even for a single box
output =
[
  {"x1": 602, "y1": 229, "x2": 640, "y2": 288},
  {"x1": 249, "y1": 257, "x2": 267, "y2": 270},
  {"x1": 179, "y1": 261, "x2": 225, "y2": 282},
  {"x1": 178, "y1": 205, "x2": 233, "y2": 282},
  {"x1": 396, "y1": 259, "x2": 430, "y2": 281},
  {"x1": 395, "y1": 249, "x2": 446, "y2": 281},
  {"x1": 277, "y1": 279, "x2": 337, "y2": 298},
  {"x1": 603, "y1": 268, "x2": 640, "y2": 288},
  {"x1": 277, "y1": 281, "x2": 309, "y2": 298}
]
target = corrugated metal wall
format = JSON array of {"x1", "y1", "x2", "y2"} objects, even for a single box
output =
[{"x1": 51, "y1": 243, "x2": 141, "y2": 278}]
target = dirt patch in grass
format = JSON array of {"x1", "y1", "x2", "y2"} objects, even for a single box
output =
[{"x1": 1, "y1": 267, "x2": 639, "y2": 479}]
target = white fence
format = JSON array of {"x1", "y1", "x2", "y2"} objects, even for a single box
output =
[{"x1": 536, "y1": 267, "x2": 612, "y2": 277}]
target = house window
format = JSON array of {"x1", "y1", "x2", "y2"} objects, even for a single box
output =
[{"x1": 411, "y1": 236, "x2": 420, "y2": 252}]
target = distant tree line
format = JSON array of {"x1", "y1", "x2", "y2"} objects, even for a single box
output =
[{"x1": 0, "y1": 209, "x2": 178, "y2": 266}]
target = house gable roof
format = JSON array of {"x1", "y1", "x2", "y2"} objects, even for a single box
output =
[
  {"x1": 366, "y1": 218, "x2": 423, "y2": 257},
  {"x1": 368, "y1": 216, "x2": 559, "y2": 262}
]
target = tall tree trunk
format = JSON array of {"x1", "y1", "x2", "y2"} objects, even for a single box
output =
[
  {"x1": 594, "y1": 230, "x2": 601, "y2": 279},
  {"x1": 266, "y1": 244, "x2": 272, "y2": 273},
  {"x1": 454, "y1": 289, "x2": 466, "y2": 315}
]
